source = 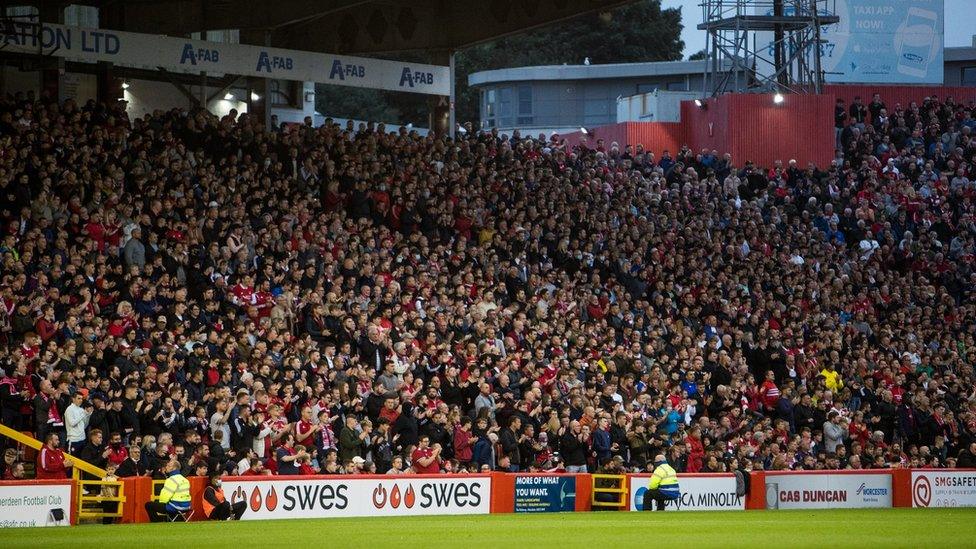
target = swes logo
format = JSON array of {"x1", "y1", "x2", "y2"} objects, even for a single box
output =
[
  {"x1": 231, "y1": 484, "x2": 349, "y2": 512},
  {"x1": 372, "y1": 482, "x2": 483, "y2": 509}
]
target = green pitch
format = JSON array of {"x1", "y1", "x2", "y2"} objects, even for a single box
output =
[{"x1": 1, "y1": 509, "x2": 974, "y2": 548}]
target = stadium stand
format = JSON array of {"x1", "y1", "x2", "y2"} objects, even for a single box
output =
[{"x1": 1, "y1": 89, "x2": 976, "y2": 499}]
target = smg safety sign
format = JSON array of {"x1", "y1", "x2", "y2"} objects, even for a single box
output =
[
  {"x1": 0, "y1": 482, "x2": 72, "y2": 528},
  {"x1": 628, "y1": 474, "x2": 744, "y2": 512},
  {"x1": 912, "y1": 471, "x2": 976, "y2": 508},
  {"x1": 222, "y1": 476, "x2": 490, "y2": 520},
  {"x1": 0, "y1": 22, "x2": 450, "y2": 95},
  {"x1": 514, "y1": 475, "x2": 576, "y2": 513}
]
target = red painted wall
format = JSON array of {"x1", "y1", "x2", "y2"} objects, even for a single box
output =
[
  {"x1": 561, "y1": 122, "x2": 681, "y2": 156},
  {"x1": 682, "y1": 93, "x2": 836, "y2": 168},
  {"x1": 562, "y1": 93, "x2": 836, "y2": 169}
]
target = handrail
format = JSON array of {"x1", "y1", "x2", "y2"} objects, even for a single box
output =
[{"x1": 0, "y1": 423, "x2": 107, "y2": 478}]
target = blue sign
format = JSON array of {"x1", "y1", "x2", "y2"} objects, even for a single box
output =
[
  {"x1": 757, "y1": 0, "x2": 944, "y2": 84},
  {"x1": 514, "y1": 476, "x2": 575, "y2": 513}
]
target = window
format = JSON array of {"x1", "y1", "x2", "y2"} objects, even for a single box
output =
[
  {"x1": 65, "y1": 5, "x2": 98, "y2": 27},
  {"x1": 270, "y1": 80, "x2": 301, "y2": 108},
  {"x1": 499, "y1": 87, "x2": 514, "y2": 127},
  {"x1": 962, "y1": 67, "x2": 976, "y2": 87},
  {"x1": 518, "y1": 85, "x2": 532, "y2": 114},
  {"x1": 485, "y1": 89, "x2": 496, "y2": 117}
]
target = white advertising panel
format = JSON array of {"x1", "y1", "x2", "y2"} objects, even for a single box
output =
[
  {"x1": 222, "y1": 476, "x2": 491, "y2": 520},
  {"x1": 628, "y1": 474, "x2": 744, "y2": 511},
  {"x1": 764, "y1": 473, "x2": 892, "y2": 509},
  {"x1": 755, "y1": 0, "x2": 944, "y2": 84},
  {"x1": 0, "y1": 22, "x2": 450, "y2": 95},
  {"x1": 0, "y1": 482, "x2": 72, "y2": 528},
  {"x1": 912, "y1": 471, "x2": 976, "y2": 508}
]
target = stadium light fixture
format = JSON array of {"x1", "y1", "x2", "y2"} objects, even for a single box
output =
[
  {"x1": 773, "y1": 93, "x2": 785, "y2": 105},
  {"x1": 224, "y1": 93, "x2": 235, "y2": 101},
  {"x1": 250, "y1": 92, "x2": 260, "y2": 101}
]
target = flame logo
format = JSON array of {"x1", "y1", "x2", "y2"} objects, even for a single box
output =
[
  {"x1": 266, "y1": 487, "x2": 278, "y2": 511},
  {"x1": 404, "y1": 485, "x2": 416, "y2": 508},
  {"x1": 231, "y1": 486, "x2": 246, "y2": 505},
  {"x1": 249, "y1": 486, "x2": 262, "y2": 512},
  {"x1": 372, "y1": 485, "x2": 387, "y2": 508},
  {"x1": 390, "y1": 484, "x2": 401, "y2": 508}
]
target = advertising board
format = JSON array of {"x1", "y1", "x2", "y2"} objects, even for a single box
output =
[
  {"x1": 911, "y1": 471, "x2": 976, "y2": 508},
  {"x1": 0, "y1": 482, "x2": 72, "y2": 528},
  {"x1": 514, "y1": 475, "x2": 576, "y2": 513},
  {"x1": 222, "y1": 475, "x2": 491, "y2": 520},
  {"x1": 764, "y1": 472, "x2": 892, "y2": 509},
  {"x1": 628, "y1": 474, "x2": 744, "y2": 512}
]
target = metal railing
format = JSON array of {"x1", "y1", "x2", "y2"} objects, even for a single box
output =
[
  {"x1": 591, "y1": 474, "x2": 627, "y2": 508},
  {"x1": 77, "y1": 479, "x2": 126, "y2": 520}
]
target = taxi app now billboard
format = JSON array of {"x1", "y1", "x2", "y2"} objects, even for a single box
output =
[{"x1": 757, "y1": 0, "x2": 944, "y2": 84}]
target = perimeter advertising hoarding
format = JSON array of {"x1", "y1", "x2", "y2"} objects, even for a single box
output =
[
  {"x1": 911, "y1": 471, "x2": 976, "y2": 508},
  {"x1": 756, "y1": 0, "x2": 944, "y2": 84},
  {"x1": 0, "y1": 482, "x2": 72, "y2": 528},
  {"x1": 222, "y1": 476, "x2": 491, "y2": 520},
  {"x1": 514, "y1": 475, "x2": 576, "y2": 513},
  {"x1": 764, "y1": 472, "x2": 892, "y2": 509},
  {"x1": 628, "y1": 474, "x2": 744, "y2": 511},
  {"x1": 0, "y1": 22, "x2": 450, "y2": 95}
]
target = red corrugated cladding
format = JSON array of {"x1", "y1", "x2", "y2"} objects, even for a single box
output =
[{"x1": 682, "y1": 93, "x2": 836, "y2": 168}]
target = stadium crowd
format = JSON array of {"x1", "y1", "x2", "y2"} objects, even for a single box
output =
[{"x1": 1, "y1": 89, "x2": 976, "y2": 489}]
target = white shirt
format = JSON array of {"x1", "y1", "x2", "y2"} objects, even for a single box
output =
[{"x1": 65, "y1": 403, "x2": 89, "y2": 443}]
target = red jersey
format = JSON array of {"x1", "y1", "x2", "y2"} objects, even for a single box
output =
[
  {"x1": 36, "y1": 446, "x2": 68, "y2": 479},
  {"x1": 411, "y1": 447, "x2": 440, "y2": 474}
]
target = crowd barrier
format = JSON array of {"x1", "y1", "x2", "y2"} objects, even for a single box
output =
[{"x1": 2, "y1": 468, "x2": 974, "y2": 527}]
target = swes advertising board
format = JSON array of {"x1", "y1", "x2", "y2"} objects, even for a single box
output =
[{"x1": 222, "y1": 476, "x2": 491, "y2": 520}]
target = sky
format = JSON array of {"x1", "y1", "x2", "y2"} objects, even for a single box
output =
[{"x1": 662, "y1": 0, "x2": 972, "y2": 59}]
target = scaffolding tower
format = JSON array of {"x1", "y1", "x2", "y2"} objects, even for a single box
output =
[{"x1": 698, "y1": 0, "x2": 839, "y2": 97}]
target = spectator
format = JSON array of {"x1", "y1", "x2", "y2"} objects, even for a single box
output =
[
  {"x1": 36, "y1": 432, "x2": 71, "y2": 479},
  {"x1": 203, "y1": 473, "x2": 246, "y2": 521}
]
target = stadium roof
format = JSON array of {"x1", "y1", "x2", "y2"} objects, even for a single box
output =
[
  {"x1": 71, "y1": 0, "x2": 639, "y2": 56},
  {"x1": 468, "y1": 59, "x2": 731, "y2": 86}
]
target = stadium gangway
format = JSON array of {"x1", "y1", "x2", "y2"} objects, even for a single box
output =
[{"x1": 591, "y1": 474, "x2": 628, "y2": 509}]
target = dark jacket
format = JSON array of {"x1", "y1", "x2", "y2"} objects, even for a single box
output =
[{"x1": 560, "y1": 431, "x2": 587, "y2": 466}]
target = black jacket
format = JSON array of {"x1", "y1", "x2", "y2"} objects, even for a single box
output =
[{"x1": 116, "y1": 457, "x2": 148, "y2": 477}]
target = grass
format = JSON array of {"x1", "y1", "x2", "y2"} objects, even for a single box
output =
[{"x1": 1, "y1": 509, "x2": 975, "y2": 548}]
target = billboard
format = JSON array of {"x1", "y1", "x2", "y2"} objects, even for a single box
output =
[
  {"x1": 222, "y1": 476, "x2": 491, "y2": 520},
  {"x1": 514, "y1": 475, "x2": 576, "y2": 513},
  {"x1": 911, "y1": 471, "x2": 976, "y2": 508},
  {"x1": 0, "y1": 482, "x2": 72, "y2": 528},
  {"x1": 628, "y1": 474, "x2": 744, "y2": 511},
  {"x1": 764, "y1": 472, "x2": 892, "y2": 509},
  {"x1": 757, "y1": 0, "x2": 944, "y2": 84},
  {"x1": 0, "y1": 22, "x2": 450, "y2": 95}
]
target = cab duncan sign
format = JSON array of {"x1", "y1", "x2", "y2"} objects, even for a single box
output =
[
  {"x1": 912, "y1": 471, "x2": 976, "y2": 508},
  {"x1": 222, "y1": 476, "x2": 491, "y2": 520},
  {"x1": 764, "y1": 472, "x2": 892, "y2": 509},
  {"x1": 628, "y1": 474, "x2": 744, "y2": 512}
]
